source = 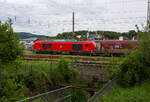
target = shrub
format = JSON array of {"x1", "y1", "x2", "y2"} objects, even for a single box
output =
[
  {"x1": 51, "y1": 59, "x2": 78, "y2": 84},
  {"x1": 71, "y1": 89, "x2": 87, "y2": 102},
  {"x1": 23, "y1": 70, "x2": 51, "y2": 93},
  {"x1": 105, "y1": 56, "x2": 120, "y2": 80},
  {"x1": 0, "y1": 66, "x2": 25, "y2": 102},
  {"x1": 118, "y1": 50, "x2": 150, "y2": 87},
  {"x1": 19, "y1": 61, "x2": 53, "y2": 93},
  {"x1": 118, "y1": 30, "x2": 150, "y2": 87}
]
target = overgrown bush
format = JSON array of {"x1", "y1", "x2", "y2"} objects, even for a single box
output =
[
  {"x1": 71, "y1": 89, "x2": 87, "y2": 102},
  {"x1": 0, "y1": 63, "x2": 25, "y2": 102},
  {"x1": 19, "y1": 61, "x2": 53, "y2": 94},
  {"x1": 118, "y1": 30, "x2": 150, "y2": 87},
  {"x1": 118, "y1": 50, "x2": 150, "y2": 87},
  {"x1": 51, "y1": 59, "x2": 78, "y2": 84},
  {"x1": 23, "y1": 70, "x2": 52, "y2": 93},
  {"x1": 105, "y1": 56, "x2": 120, "y2": 80}
]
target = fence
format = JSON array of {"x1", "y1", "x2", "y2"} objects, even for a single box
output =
[
  {"x1": 17, "y1": 86, "x2": 72, "y2": 102},
  {"x1": 21, "y1": 60, "x2": 107, "y2": 83},
  {"x1": 87, "y1": 77, "x2": 117, "y2": 102}
]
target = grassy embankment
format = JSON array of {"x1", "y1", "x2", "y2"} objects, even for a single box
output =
[
  {"x1": 21, "y1": 61, "x2": 102, "y2": 87},
  {"x1": 102, "y1": 82, "x2": 150, "y2": 102}
]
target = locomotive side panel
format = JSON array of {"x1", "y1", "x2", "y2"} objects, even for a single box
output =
[{"x1": 33, "y1": 41, "x2": 96, "y2": 54}]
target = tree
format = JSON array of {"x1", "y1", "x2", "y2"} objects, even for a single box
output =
[
  {"x1": 128, "y1": 30, "x2": 137, "y2": 39},
  {"x1": 118, "y1": 27, "x2": 150, "y2": 87},
  {"x1": 0, "y1": 20, "x2": 25, "y2": 101},
  {"x1": 0, "y1": 19, "x2": 23, "y2": 64}
]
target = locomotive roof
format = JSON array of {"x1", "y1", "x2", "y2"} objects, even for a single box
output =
[
  {"x1": 40, "y1": 40, "x2": 94, "y2": 43},
  {"x1": 101, "y1": 40, "x2": 138, "y2": 44},
  {"x1": 102, "y1": 40, "x2": 138, "y2": 42}
]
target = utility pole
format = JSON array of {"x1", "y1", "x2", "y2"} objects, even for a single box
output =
[
  {"x1": 14, "y1": 16, "x2": 16, "y2": 22},
  {"x1": 72, "y1": 12, "x2": 75, "y2": 39},
  {"x1": 147, "y1": 0, "x2": 150, "y2": 31}
]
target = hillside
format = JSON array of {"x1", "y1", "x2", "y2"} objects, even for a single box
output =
[{"x1": 16, "y1": 32, "x2": 45, "y2": 39}]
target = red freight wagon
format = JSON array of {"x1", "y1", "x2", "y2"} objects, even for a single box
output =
[
  {"x1": 33, "y1": 41, "x2": 96, "y2": 54},
  {"x1": 100, "y1": 40, "x2": 138, "y2": 54}
]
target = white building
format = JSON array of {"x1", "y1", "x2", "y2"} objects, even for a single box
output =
[{"x1": 20, "y1": 37, "x2": 38, "y2": 50}]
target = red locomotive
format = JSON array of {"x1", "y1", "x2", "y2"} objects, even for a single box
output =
[
  {"x1": 33, "y1": 40, "x2": 138, "y2": 55},
  {"x1": 33, "y1": 40, "x2": 96, "y2": 54}
]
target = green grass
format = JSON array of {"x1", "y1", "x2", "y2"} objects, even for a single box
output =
[
  {"x1": 20, "y1": 61, "x2": 55, "y2": 74},
  {"x1": 20, "y1": 61, "x2": 88, "y2": 85},
  {"x1": 102, "y1": 82, "x2": 150, "y2": 102}
]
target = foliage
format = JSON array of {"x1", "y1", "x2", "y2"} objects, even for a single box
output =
[
  {"x1": 138, "y1": 31, "x2": 150, "y2": 65},
  {"x1": 0, "y1": 63, "x2": 25, "y2": 102},
  {"x1": 127, "y1": 30, "x2": 137, "y2": 39},
  {"x1": 55, "y1": 30, "x2": 137, "y2": 40},
  {"x1": 0, "y1": 20, "x2": 23, "y2": 64},
  {"x1": 118, "y1": 28, "x2": 150, "y2": 87},
  {"x1": 51, "y1": 59, "x2": 78, "y2": 84},
  {"x1": 20, "y1": 61, "x2": 53, "y2": 93},
  {"x1": 18, "y1": 61, "x2": 78, "y2": 93},
  {"x1": 0, "y1": 20, "x2": 24, "y2": 102},
  {"x1": 71, "y1": 89, "x2": 87, "y2": 102},
  {"x1": 102, "y1": 82, "x2": 150, "y2": 102},
  {"x1": 118, "y1": 50, "x2": 150, "y2": 87},
  {"x1": 23, "y1": 70, "x2": 51, "y2": 93},
  {"x1": 105, "y1": 56, "x2": 120, "y2": 80}
]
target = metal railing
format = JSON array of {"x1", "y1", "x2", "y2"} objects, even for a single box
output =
[
  {"x1": 87, "y1": 77, "x2": 117, "y2": 102},
  {"x1": 17, "y1": 86, "x2": 72, "y2": 102}
]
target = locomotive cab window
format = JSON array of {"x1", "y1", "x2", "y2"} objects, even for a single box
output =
[
  {"x1": 72, "y1": 44, "x2": 82, "y2": 51},
  {"x1": 85, "y1": 44, "x2": 88, "y2": 47},
  {"x1": 42, "y1": 44, "x2": 51, "y2": 50}
]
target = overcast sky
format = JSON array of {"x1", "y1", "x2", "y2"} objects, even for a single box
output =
[{"x1": 0, "y1": 0, "x2": 147, "y2": 36}]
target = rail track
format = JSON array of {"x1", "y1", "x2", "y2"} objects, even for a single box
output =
[{"x1": 24, "y1": 54, "x2": 122, "y2": 63}]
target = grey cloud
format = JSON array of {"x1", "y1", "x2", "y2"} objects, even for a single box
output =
[{"x1": 0, "y1": 0, "x2": 147, "y2": 36}]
